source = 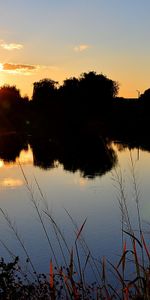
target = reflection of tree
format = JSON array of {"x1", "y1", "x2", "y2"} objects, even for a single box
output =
[
  {"x1": 29, "y1": 133, "x2": 117, "y2": 178},
  {"x1": 2, "y1": 128, "x2": 150, "y2": 178},
  {"x1": 59, "y1": 135, "x2": 117, "y2": 178},
  {"x1": 0, "y1": 134, "x2": 28, "y2": 162},
  {"x1": 29, "y1": 137, "x2": 60, "y2": 169}
]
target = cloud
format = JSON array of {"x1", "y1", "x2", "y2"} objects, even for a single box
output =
[
  {"x1": 3, "y1": 63, "x2": 36, "y2": 71},
  {"x1": 73, "y1": 44, "x2": 90, "y2": 52},
  {"x1": 1, "y1": 63, "x2": 37, "y2": 75},
  {"x1": 0, "y1": 42, "x2": 23, "y2": 50},
  {"x1": 0, "y1": 62, "x2": 59, "y2": 76}
]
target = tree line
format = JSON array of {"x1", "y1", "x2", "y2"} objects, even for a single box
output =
[
  {"x1": 0, "y1": 70, "x2": 150, "y2": 134},
  {"x1": 0, "y1": 71, "x2": 118, "y2": 113}
]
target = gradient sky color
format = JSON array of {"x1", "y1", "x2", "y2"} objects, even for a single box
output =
[{"x1": 0, "y1": 0, "x2": 150, "y2": 98}]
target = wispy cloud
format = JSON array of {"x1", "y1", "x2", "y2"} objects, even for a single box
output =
[
  {"x1": 3, "y1": 63, "x2": 36, "y2": 71},
  {"x1": 0, "y1": 42, "x2": 23, "y2": 51},
  {"x1": 1, "y1": 63, "x2": 37, "y2": 75},
  {"x1": 0, "y1": 62, "x2": 60, "y2": 76},
  {"x1": 73, "y1": 44, "x2": 90, "y2": 52}
]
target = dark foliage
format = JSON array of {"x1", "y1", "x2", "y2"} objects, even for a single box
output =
[
  {"x1": 0, "y1": 257, "x2": 51, "y2": 299},
  {"x1": 139, "y1": 88, "x2": 150, "y2": 108},
  {"x1": 0, "y1": 85, "x2": 29, "y2": 132},
  {"x1": 59, "y1": 71, "x2": 119, "y2": 119},
  {"x1": 32, "y1": 78, "x2": 58, "y2": 105}
]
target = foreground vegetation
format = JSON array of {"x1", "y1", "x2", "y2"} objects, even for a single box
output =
[{"x1": 0, "y1": 158, "x2": 150, "y2": 299}]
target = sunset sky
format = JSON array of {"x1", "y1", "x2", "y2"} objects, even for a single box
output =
[{"x1": 0, "y1": 0, "x2": 150, "y2": 98}]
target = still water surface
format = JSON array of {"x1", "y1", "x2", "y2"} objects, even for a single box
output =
[{"x1": 0, "y1": 143, "x2": 150, "y2": 278}]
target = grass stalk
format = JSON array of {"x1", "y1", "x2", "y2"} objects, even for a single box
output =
[
  {"x1": 0, "y1": 207, "x2": 37, "y2": 276},
  {"x1": 19, "y1": 162, "x2": 59, "y2": 268},
  {"x1": 64, "y1": 207, "x2": 102, "y2": 283},
  {"x1": 129, "y1": 151, "x2": 145, "y2": 271}
]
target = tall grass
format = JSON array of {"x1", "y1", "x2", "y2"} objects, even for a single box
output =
[{"x1": 0, "y1": 156, "x2": 150, "y2": 299}]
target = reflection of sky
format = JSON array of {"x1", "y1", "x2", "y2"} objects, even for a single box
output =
[
  {"x1": 0, "y1": 146, "x2": 150, "y2": 279},
  {"x1": 0, "y1": 147, "x2": 33, "y2": 188},
  {"x1": 0, "y1": 178, "x2": 23, "y2": 188},
  {"x1": 16, "y1": 147, "x2": 33, "y2": 165}
]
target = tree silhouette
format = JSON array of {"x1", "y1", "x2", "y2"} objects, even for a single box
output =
[
  {"x1": 60, "y1": 77, "x2": 80, "y2": 97},
  {"x1": 0, "y1": 85, "x2": 21, "y2": 111},
  {"x1": 139, "y1": 88, "x2": 150, "y2": 108},
  {"x1": 32, "y1": 78, "x2": 58, "y2": 106},
  {"x1": 0, "y1": 85, "x2": 29, "y2": 131},
  {"x1": 60, "y1": 71, "x2": 118, "y2": 100},
  {"x1": 59, "y1": 71, "x2": 119, "y2": 119},
  {"x1": 80, "y1": 71, "x2": 118, "y2": 97}
]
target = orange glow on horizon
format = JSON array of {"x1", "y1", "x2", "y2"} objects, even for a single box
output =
[{"x1": 0, "y1": 62, "x2": 147, "y2": 99}]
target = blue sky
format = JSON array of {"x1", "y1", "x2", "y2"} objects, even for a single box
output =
[{"x1": 0, "y1": 0, "x2": 150, "y2": 97}]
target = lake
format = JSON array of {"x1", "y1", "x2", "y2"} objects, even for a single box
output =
[{"x1": 0, "y1": 135, "x2": 150, "y2": 283}]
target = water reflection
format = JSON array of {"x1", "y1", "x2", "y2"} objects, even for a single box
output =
[
  {"x1": 30, "y1": 135, "x2": 118, "y2": 177},
  {"x1": 16, "y1": 147, "x2": 33, "y2": 165},
  {"x1": 0, "y1": 159, "x2": 4, "y2": 168},
  {"x1": 0, "y1": 133, "x2": 118, "y2": 178},
  {"x1": 0, "y1": 134, "x2": 28, "y2": 162},
  {"x1": 0, "y1": 178, "x2": 23, "y2": 188},
  {"x1": 1, "y1": 127, "x2": 150, "y2": 178}
]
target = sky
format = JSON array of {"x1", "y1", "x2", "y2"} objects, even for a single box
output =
[{"x1": 0, "y1": 0, "x2": 150, "y2": 98}]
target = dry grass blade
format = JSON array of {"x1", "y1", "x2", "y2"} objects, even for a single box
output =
[
  {"x1": 117, "y1": 250, "x2": 129, "y2": 271},
  {"x1": 122, "y1": 241, "x2": 127, "y2": 274},
  {"x1": 108, "y1": 260, "x2": 124, "y2": 287},
  {"x1": 18, "y1": 160, "x2": 29, "y2": 186},
  {"x1": 0, "y1": 239, "x2": 16, "y2": 260},
  {"x1": 50, "y1": 260, "x2": 56, "y2": 300},
  {"x1": 60, "y1": 271, "x2": 72, "y2": 298},
  {"x1": 64, "y1": 208, "x2": 101, "y2": 282},
  {"x1": 44, "y1": 210, "x2": 70, "y2": 256},
  {"x1": 83, "y1": 250, "x2": 90, "y2": 274},
  {"x1": 129, "y1": 151, "x2": 145, "y2": 270},
  {"x1": 0, "y1": 207, "x2": 37, "y2": 275},
  {"x1": 69, "y1": 248, "x2": 74, "y2": 278},
  {"x1": 123, "y1": 286, "x2": 129, "y2": 300},
  {"x1": 141, "y1": 233, "x2": 150, "y2": 261},
  {"x1": 75, "y1": 218, "x2": 87, "y2": 242},
  {"x1": 123, "y1": 230, "x2": 142, "y2": 248},
  {"x1": 102, "y1": 256, "x2": 106, "y2": 283},
  {"x1": 34, "y1": 175, "x2": 49, "y2": 211},
  {"x1": 50, "y1": 259, "x2": 54, "y2": 289},
  {"x1": 107, "y1": 283, "x2": 122, "y2": 300},
  {"x1": 133, "y1": 240, "x2": 140, "y2": 277},
  {"x1": 19, "y1": 163, "x2": 59, "y2": 267}
]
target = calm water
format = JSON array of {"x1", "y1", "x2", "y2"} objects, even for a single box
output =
[{"x1": 0, "y1": 142, "x2": 150, "y2": 279}]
